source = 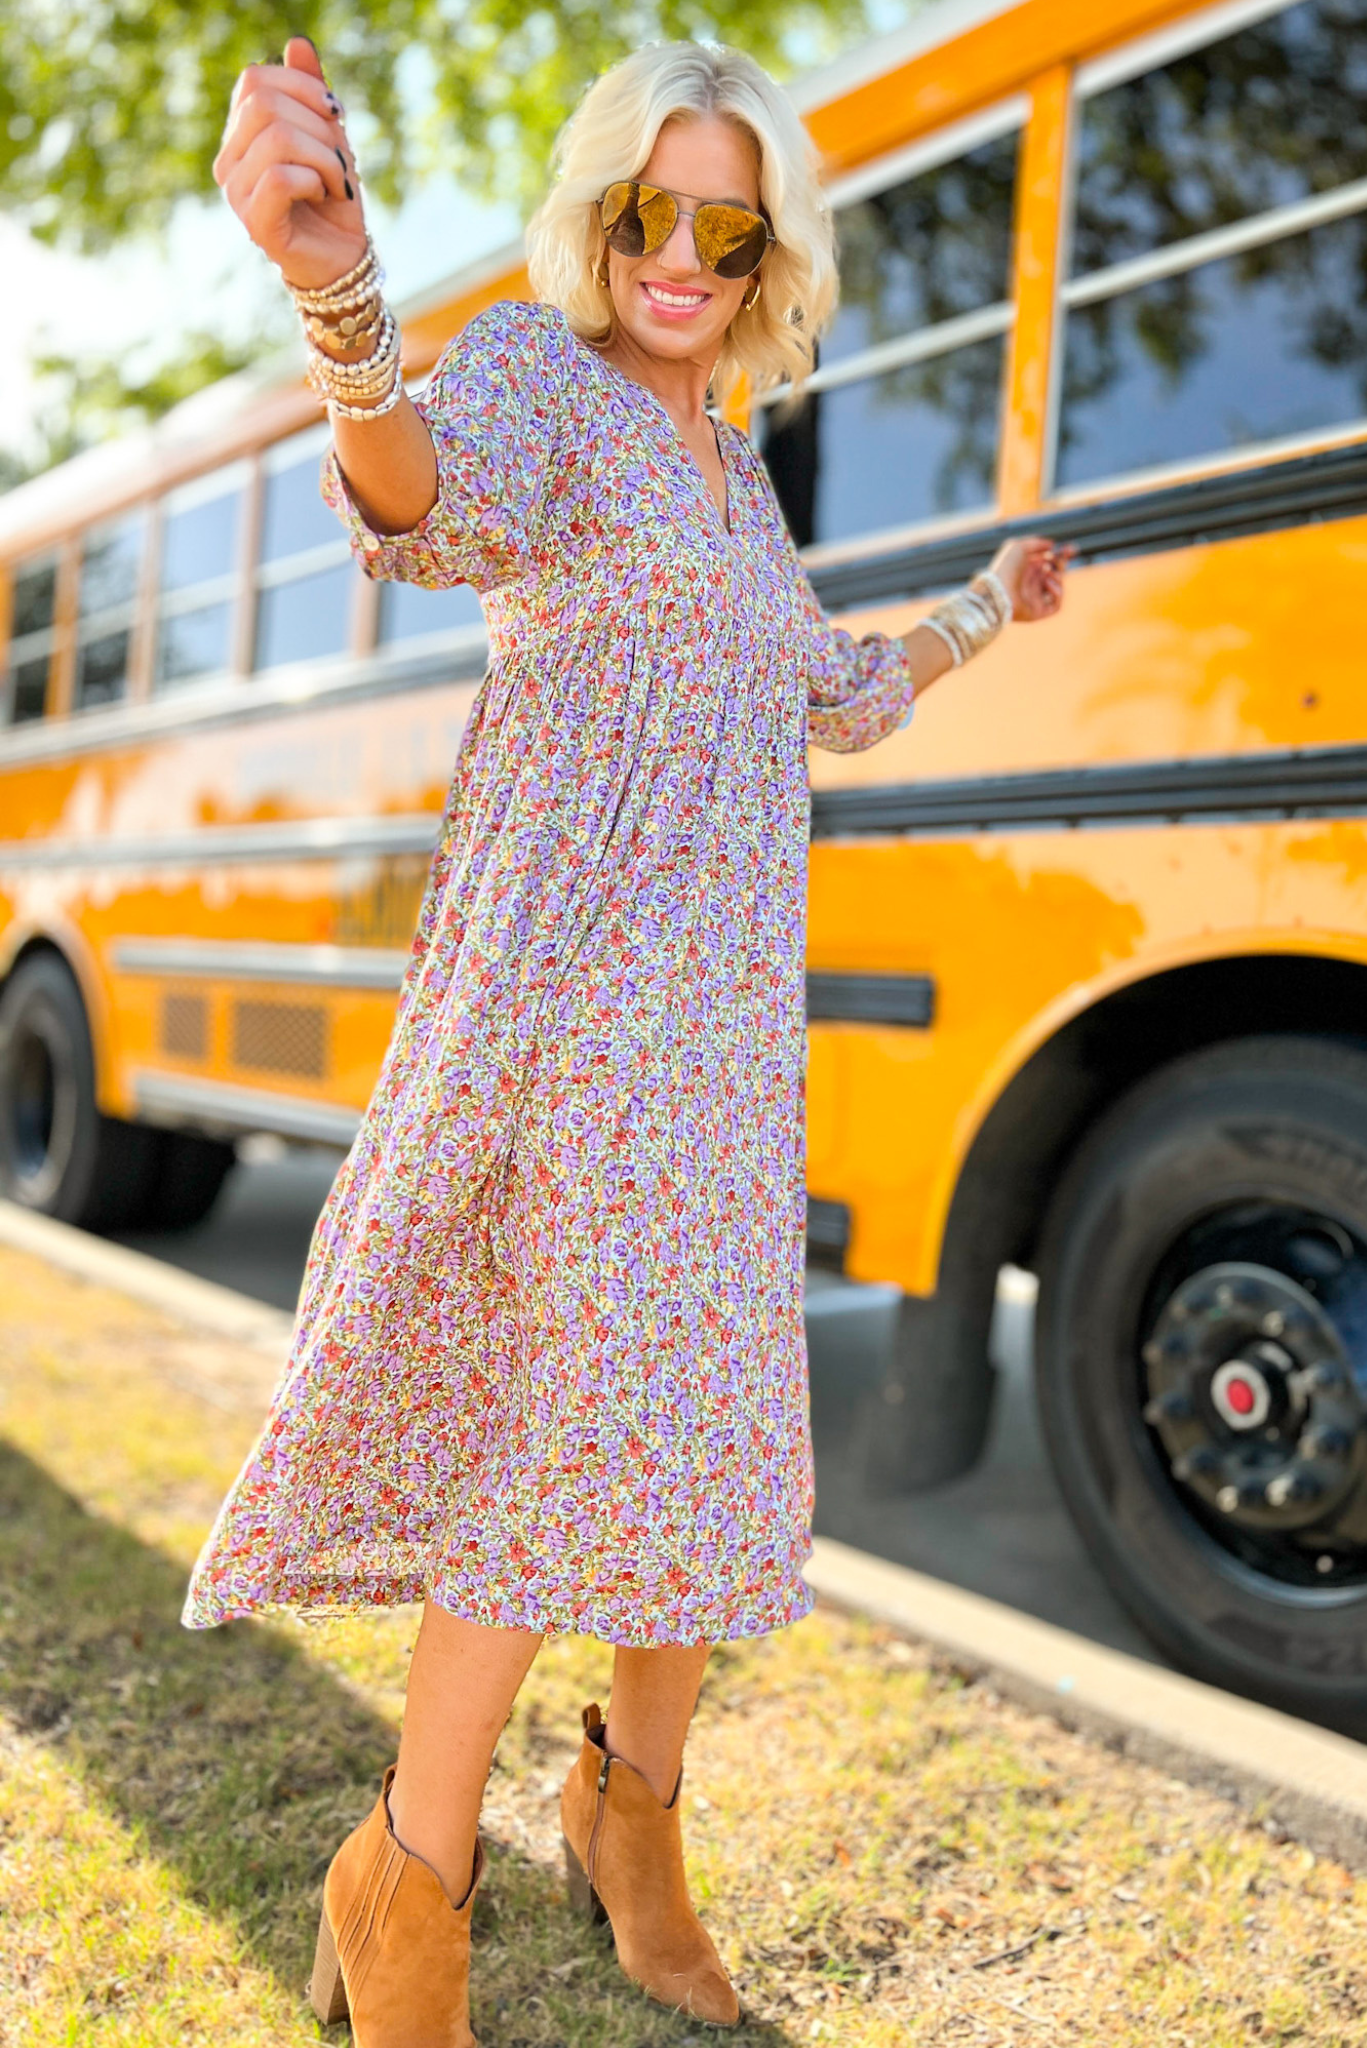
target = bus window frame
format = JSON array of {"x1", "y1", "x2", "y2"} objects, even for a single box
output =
[
  {"x1": 252, "y1": 422, "x2": 370, "y2": 674},
  {"x1": 151, "y1": 457, "x2": 253, "y2": 698},
  {"x1": 1046, "y1": 0, "x2": 1367, "y2": 501},
  {"x1": 71, "y1": 509, "x2": 148, "y2": 716},
  {"x1": 754, "y1": 93, "x2": 1028, "y2": 564},
  {"x1": 1, "y1": 549, "x2": 61, "y2": 727}
]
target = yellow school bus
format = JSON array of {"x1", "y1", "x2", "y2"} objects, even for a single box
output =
[{"x1": 6, "y1": 0, "x2": 1367, "y2": 1727}]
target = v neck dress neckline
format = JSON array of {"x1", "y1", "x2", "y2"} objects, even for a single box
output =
[{"x1": 578, "y1": 334, "x2": 735, "y2": 541}]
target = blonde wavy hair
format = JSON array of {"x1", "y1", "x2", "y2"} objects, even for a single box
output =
[{"x1": 526, "y1": 41, "x2": 837, "y2": 407}]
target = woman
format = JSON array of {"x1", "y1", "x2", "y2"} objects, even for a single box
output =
[{"x1": 188, "y1": 31, "x2": 1069, "y2": 2044}]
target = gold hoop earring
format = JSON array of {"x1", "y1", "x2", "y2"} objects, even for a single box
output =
[{"x1": 743, "y1": 276, "x2": 762, "y2": 311}]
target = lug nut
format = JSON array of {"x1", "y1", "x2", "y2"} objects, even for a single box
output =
[
  {"x1": 1216, "y1": 1484, "x2": 1240, "y2": 1512},
  {"x1": 1144, "y1": 1389, "x2": 1194, "y2": 1425},
  {"x1": 1262, "y1": 1310, "x2": 1286, "y2": 1337}
]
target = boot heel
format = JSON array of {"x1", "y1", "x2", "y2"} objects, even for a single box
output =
[
  {"x1": 309, "y1": 1904, "x2": 349, "y2": 2025},
  {"x1": 563, "y1": 1834, "x2": 608, "y2": 1926}
]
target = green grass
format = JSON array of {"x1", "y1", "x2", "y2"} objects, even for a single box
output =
[{"x1": 1, "y1": 1240, "x2": 1365, "y2": 2045}]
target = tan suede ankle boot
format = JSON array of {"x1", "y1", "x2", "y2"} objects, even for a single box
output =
[
  {"x1": 309, "y1": 1761, "x2": 485, "y2": 2046},
  {"x1": 560, "y1": 1701, "x2": 740, "y2": 2028}
]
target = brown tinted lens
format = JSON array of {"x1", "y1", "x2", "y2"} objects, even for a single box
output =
[
  {"x1": 695, "y1": 204, "x2": 769, "y2": 279},
  {"x1": 600, "y1": 181, "x2": 676, "y2": 258},
  {"x1": 601, "y1": 182, "x2": 643, "y2": 255},
  {"x1": 635, "y1": 185, "x2": 677, "y2": 254}
]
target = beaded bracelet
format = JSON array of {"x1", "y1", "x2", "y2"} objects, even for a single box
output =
[
  {"x1": 305, "y1": 309, "x2": 402, "y2": 415},
  {"x1": 286, "y1": 237, "x2": 383, "y2": 314},
  {"x1": 328, "y1": 376, "x2": 406, "y2": 421},
  {"x1": 287, "y1": 234, "x2": 404, "y2": 419},
  {"x1": 308, "y1": 308, "x2": 399, "y2": 383}
]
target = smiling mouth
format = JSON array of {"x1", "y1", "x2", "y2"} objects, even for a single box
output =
[{"x1": 640, "y1": 281, "x2": 711, "y2": 312}]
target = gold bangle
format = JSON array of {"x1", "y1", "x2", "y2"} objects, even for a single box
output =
[
  {"x1": 305, "y1": 303, "x2": 384, "y2": 351},
  {"x1": 305, "y1": 309, "x2": 401, "y2": 406},
  {"x1": 308, "y1": 307, "x2": 397, "y2": 376}
]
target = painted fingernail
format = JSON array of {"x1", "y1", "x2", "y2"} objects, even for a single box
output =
[
  {"x1": 327, "y1": 92, "x2": 344, "y2": 116},
  {"x1": 335, "y1": 149, "x2": 354, "y2": 201}
]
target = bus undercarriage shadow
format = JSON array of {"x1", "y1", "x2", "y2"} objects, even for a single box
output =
[{"x1": 806, "y1": 1267, "x2": 1158, "y2": 1662}]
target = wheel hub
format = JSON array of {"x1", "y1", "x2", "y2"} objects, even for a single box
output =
[
  {"x1": 1142, "y1": 1261, "x2": 1366, "y2": 1534},
  {"x1": 1209, "y1": 1353, "x2": 1275, "y2": 1430}
]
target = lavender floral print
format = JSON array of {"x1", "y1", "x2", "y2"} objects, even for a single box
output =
[{"x1": 181, "y1": 301, "x2": 917, "y2": 1645}]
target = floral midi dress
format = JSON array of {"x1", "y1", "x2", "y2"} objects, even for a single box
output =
[{"x1": 181, "y1": 301, "x2": 918, "y2": 1646}]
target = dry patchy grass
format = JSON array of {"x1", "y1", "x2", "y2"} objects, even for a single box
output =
[{"x1": 0, "y1": 1241, "x2": 1364, "y2": 2046}]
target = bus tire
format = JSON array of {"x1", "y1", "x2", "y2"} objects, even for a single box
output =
[
  {"x1": 1035, "y1": 1033, "x2": 1367, "y2": 1735},
  {"x1": 142, "y1": 1130, "x2": 236, "y2": 1232},
  {"x1": 0, "y1": 952, "x2": 160, "y2": 1230}
]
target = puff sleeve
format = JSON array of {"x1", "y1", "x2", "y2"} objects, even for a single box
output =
[
  {"x1": 320, "y1": 299, "x2": 570, "y2": 593},
  {"x1": 800, "y1": 569, "x2": 919, "y2": 753}
]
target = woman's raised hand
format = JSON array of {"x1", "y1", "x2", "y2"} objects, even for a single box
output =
[
  {"x1": 214, "y1": 36, "x2": 366, "y2": 290},
  {"x1": 988, "y1": 535, "x2": 1075, "y2": 622}
]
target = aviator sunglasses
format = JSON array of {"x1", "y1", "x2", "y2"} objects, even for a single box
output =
[{"x1": 598, "y1": 181, "x2": 775, "y2": 280}]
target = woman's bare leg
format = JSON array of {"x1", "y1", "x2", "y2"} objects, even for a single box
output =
[
  {"x1": 605, "y1": 1643, "x2": 711, "y2": 1802},
  {"x1": 386, "y1": 1599, "x2": 543, "y2": 1904}
]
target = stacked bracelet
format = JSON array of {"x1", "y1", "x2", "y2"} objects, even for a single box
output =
[
  {"x1": 921, "y1": 568, "x2": 1013, "y2": 668},
  {"x1": 287, "y1": 238, "x2": 382, "y2": 316},
  {"x1": 283, "y1": 234, "x2": 403, "y2": 420}
]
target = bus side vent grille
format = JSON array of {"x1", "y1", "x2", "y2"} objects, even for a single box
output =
[
  {"x1": 231, "y1": 999, "x2": 327, "y2": 1079},
  {"x1": 161, "y1": 992, "x2": 208, "y2": 1060}
]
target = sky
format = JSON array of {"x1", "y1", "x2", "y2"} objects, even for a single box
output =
[
  {"x1": 0, "y1": 173, "x2": 521, "y2": 455},
  {"x1": 2, "y1": 6, "x2": 917, "y2": 465}
]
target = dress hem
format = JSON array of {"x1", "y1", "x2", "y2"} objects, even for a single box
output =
[{"x1": 180, "y1": 1571, "x2": 817, "y2": 1648}]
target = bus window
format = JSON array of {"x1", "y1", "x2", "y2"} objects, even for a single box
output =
[
  {"x1": 254, "y1": 426, "x2": 356, "y2": 670},
  {"x1": 378, "y1": 580, "x2": 484, "y2": 644},
  {"x1": 155, "y1": 463, "x2": 246, "y2": 690},
  {"x1": 756, "y1": 115, "x2": 1020, "y2": 546},
  {"x1": 1057, "y1": 0, "x2": 1367, "y2": 489},
  {"x1": 75, "y1": 511, "x2": 145, "y2": 710},
  {"x1": 2, "y1": 554, "x2": 58, "y2": 725}
]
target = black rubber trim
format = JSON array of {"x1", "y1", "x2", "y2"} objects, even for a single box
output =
[
  {"x1": 810, "y1": 741, "x2": 1367, "y2": 840},
  {"x1": 806, "y1": 441, "x2": 1367, "y2": 609},
  {"x1": 806, "y1": 971, "x2": 935, "y2": 1025},
  {"x1": 805, "y1": 1196, "x2": 850, "y2": 1272}
]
